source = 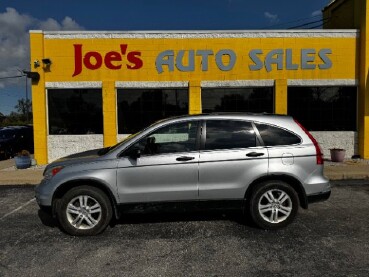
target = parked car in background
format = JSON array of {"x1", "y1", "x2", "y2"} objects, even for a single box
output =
[
  {"x1": 35, "y1": 113, "x2": 330, "y2": 236},
  {"x1": 0, "y1": 126, "x2": 34, "y2": 160}
]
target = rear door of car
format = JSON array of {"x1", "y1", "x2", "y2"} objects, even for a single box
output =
[
  {"x1": 254, "y1": 122, "x2": 319, "y2": 184},
  {"x1": 198, "y1": 119, "x2": 269, "y2": 200}
]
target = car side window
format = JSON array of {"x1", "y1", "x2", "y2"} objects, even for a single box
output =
[
  {"x1": 205, "y1": 120, "x2": 256, "y2": 150},
  {"x1": 255, "y1": 123, "x2": 301, "y2": 146},
  {"x1": 126, "y1": 121, "x2": 199, "y2": 156}
]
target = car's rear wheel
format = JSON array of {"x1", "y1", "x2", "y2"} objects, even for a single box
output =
[
  {"x1": 249, "y1": 181, "x2": 299, "y2": 230},
  {"x1": 56, "y1": 186, "x2": 113, "y2": 236}
]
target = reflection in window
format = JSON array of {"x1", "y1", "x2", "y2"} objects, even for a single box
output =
[
  {"x1": 255, "y1": 123, "x2": 301, "y2": 146},
  {"x1": 205, "y1": 120, "x2": 256, "y2": 150},
  {"x1": 127, "y1": 121, "x2": 198, "y2": 155},
  {"x1": 202, "y1": 88, "x2": 274, "y2": 113},
  {"x1": 287, "y1": 87, "x2": 357, "y2": 131},
  {"x1": 48, "y1": 89, "x2": 103, "y2": 135},
  {"x1": 117, "y1": 89, "x2": 189, "y2": 134}
]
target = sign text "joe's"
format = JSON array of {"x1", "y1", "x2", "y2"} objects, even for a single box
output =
[{"x1": 73, "y1": 44, "x2": 143, "y2": 77}]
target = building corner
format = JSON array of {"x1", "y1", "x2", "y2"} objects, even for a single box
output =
[{"x1": 30, "y1": 31, "x2": 48, "y2": 165}]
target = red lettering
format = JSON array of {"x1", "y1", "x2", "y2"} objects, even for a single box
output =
[
  {"x1": 72, "y1": 44, "x2": 143, "y2": 77},
  {"x1": 73, "y1": 44, "x2": 83, "y2": 77},
  {"x1": 84, "y1": 52, "x2": 103, "y2": 70},
  {"x1": 120, "y1": 44, "x2": 128, "y2": 55},
  {"x1": 127, "y1": 52, "x2": 143, "y2": 69},
  {"x1": 105, "y1": 51, "x2": 122, "y2": 70}
]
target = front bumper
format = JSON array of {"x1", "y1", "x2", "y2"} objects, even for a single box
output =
[{"x1": 35, "y1": 178, "x2": 53, "y2": 207}]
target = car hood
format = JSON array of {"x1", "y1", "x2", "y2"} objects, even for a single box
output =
[{"x1": 44, "y1": 148, "x2": 106, "y2": 170}]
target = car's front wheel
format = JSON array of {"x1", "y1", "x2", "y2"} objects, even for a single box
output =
[
  {"x1": 56, "y1": 186, "x2": 113, "y2": 236},
  {"x1": 249, "y1": 181, "x2": 299, "y2": 230}
]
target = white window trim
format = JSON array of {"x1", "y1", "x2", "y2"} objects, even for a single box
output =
[
  {"x1": 45, "y1": 81, "x2": 102, "y2": 89},
  {"x1": 202, "y1": 80, "x2": 275, "y2": 88},
  {"x1": 115, "y1": 81, "x2": 188, "y2": 88},
  {"x1": 287, "y1": 79, "x2": 358, "y2": 86}
]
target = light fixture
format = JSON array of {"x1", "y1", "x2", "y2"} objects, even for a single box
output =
[
  {"x1": 22, "y1": 70, "x2": 40, "y2": 82},
  {"x1": 42, "y1": 58, "x2": 52, "y2": 66},
  {"x1": 34, "y1": 60, "x2": 40, "y2": 68}
]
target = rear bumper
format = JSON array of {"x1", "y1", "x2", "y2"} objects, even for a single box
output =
[{"x1": 307, "y1": 189, "x2": 331, "y2": 204}]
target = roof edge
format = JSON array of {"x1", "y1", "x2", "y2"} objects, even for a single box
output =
[{"x1": 30, "y1": 29, "x2": 359, "y2": 35}]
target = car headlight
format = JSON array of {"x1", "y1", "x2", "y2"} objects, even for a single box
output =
[{"x1": 44, "y1": 166, "x2": 64, "y2": 179}]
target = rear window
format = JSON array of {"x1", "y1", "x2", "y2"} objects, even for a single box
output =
[{"x1": 255, "y1": 123, "x2": 301, "y2": 146}]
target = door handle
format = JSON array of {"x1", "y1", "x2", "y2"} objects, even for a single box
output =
[
  {"x1": 246, "y1": 152, "x2": 264, "y2": 157},
  {"x1": 176, "y1": 156, "x2": 195, "y2": 161}
]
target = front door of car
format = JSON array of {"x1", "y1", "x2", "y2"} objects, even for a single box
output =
[
  {"x1": 116, "y1": 120, "x2": 200, "y2": 203},
  {"x1": 199, "y1": 120, "x2": 269, "y2": 200}
]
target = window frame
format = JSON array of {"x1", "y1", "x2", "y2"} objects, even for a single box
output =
[{"x1": 47, "y1": 88, "x2": 103, "y2": 135}]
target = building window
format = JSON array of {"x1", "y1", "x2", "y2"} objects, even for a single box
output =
[
  {"x1": 117, "y1": 89, "x2": 189, "y2": 134},
  {"x1": 201, "y1": 87, "x2": 274, "y2": 113},
  {"x1": 48, "y1": 89, "x2": 103, "y2": 135},
  {"x1": 287, "y1": 86, "x2": 357, "y2": 131}
]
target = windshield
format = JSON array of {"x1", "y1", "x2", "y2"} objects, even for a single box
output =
[
  {"x1": 98, "y1": 119, "x2": 170, "y2": 156},
  {"x1": 96, "y1": 131, "x2": 143, "y2": 156},
  {"x1": 107, "y1": 132, "x2": 141, "y2": 153}
]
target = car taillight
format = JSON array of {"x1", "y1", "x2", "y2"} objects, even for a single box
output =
[{"x1": 294, "y1": 119, "x2": 324, "y2": 165}]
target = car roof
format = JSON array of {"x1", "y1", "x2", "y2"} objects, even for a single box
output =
[
  {"x1": 0, "y1": 125, "x2": 32, "y2": 129},
  {"x1": 0, "y1": 126, "x2": 33, "y2": 132},
  {"x1": 157, "y1": 113, "x2": 294, "y2": 125}
]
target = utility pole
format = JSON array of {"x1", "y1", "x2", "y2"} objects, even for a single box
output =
[{"x1": 25, "y1": 75, "x2": 28, "y2": 122}]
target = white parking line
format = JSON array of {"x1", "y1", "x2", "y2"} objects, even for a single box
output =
[{"x1": 0, "y1": 198, "x2": 36, "y2": 220}]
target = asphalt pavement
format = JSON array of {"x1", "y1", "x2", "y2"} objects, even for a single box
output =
[{"x1": 0, "y1": 183, "x2": 369, "y2": 276}]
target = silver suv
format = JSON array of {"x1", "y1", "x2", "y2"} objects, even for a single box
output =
[{"x1": 35, "y1": 113, "x2": 330, "y2": 236}]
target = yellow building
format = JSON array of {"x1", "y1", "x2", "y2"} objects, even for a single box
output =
[{"x1": 30, "y1": 0, "x2": 369, "y2": 164}]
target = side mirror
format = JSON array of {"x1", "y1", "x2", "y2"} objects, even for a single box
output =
[{"x1": 129, "y1": 149, "x2": 141, "y2": 159}]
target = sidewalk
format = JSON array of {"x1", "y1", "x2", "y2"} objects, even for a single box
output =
[
  {"x1": 323, "y1": 159, "x2": 369, "y2": 180},
  {"x1": 0, "y1": 158, "x2": 369, "y2": 185},
  {"x1": 0, "y1": 158, "x2": 44, "y2": 185}
]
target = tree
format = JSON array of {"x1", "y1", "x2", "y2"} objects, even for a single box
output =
[
  {"x1": 0, "y1": 112, "x2": 5, "y2": 123},
  {"x1": 15, "y1": 98, "x2": 32, "y2": 122}
]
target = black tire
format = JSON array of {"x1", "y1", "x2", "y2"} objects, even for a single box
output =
[
  {"x1": 249, "y1": 180, "x2": 299, "y2": 230},
  {"x1": 56, "y1": 186, "x2": 113, "y2": 236}
]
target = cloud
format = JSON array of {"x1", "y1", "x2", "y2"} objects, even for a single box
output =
[
  {"x1": 311, "y1": 10, "x2": 322, "y2": 17},
  {"x1": 264, "y1": 11, "x2": 280, "y2": 24},
  {"x1": 0, "y1": 7, "x2": 84, "y2": 88},
  {"x1": 38, "y1": 16, "x2": 83, "y2": 31}
]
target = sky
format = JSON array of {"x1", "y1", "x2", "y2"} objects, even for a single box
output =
[{"x1": 0, "y1": 0, "x2": 331, "y2": 116}]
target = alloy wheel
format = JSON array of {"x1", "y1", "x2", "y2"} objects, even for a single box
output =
[
  {"x1": 258, "y1": 189, "x2": 293, "y2": 224},
  {"x1": 66, "y1": 195, "x2": 102, "y2": 230}
]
